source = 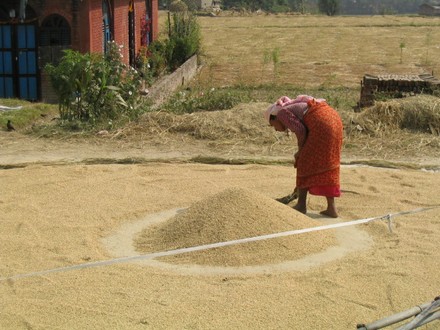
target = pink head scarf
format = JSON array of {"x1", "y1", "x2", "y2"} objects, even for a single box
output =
[
  {"x1": 264, "y1": 95, "x2": 326, "y2": 124},
  {"x1": 263, "y1": 103, "x2": 282, "y2": 124},
  {"x1": 277, "y1": 95, "x2": 326, "y2": 107}
]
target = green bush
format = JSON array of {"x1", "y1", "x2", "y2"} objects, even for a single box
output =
[
  {"x1": 165, "y1": 12, "x2": 201, "y2": 71},
  {"x1": 45, "y1": 13, "x2": 202, "y2": 127},
  {"x1": 135, "y1": 41, "x2": 168, "y2": 85},
  {"x1": 45, "y1": 41, "x2": 145, "y2": 126},
  {"x1": 134, "y1": 12, "x2": 201, "y2": 83}
]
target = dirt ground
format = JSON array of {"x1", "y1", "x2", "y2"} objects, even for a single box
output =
[{"x1": 1, "y1": 103, "x2": 440, "y2": 329}]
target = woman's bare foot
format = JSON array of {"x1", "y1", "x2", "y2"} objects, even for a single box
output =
[
  {"x1": 293, "y1": 204, "x2": 307, "y2": 214},
  {"x1": 320, "y1": 209, "x2": 338, "y2": 218}
]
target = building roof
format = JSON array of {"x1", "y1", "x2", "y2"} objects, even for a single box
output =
[{"x1": 420, "y1": 3, "x2": 440, "y2": 9}]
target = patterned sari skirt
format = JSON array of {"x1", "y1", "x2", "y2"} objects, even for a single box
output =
[{"x1": 296, "y1": 100, "x2": 343, "y2": 197}]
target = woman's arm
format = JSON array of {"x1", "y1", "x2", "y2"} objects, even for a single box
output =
[
  {"x1": 282, "y1": 102, "x2": 308, "y2": 120},
  {"x1": 276, "y1": 108, "x2": 307, "y2": 149}
]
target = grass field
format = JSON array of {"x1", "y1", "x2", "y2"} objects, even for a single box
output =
[{"x1": 179, "y1": 13, "x2": 440, "y2": 89}]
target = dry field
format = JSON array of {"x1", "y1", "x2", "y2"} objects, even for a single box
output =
[
  {"x1": 1, "y1": 14, "x2": 440, "y2": 330},
  {"x1": 192, "y1": 13, "x2": 440, "y2": 88}
]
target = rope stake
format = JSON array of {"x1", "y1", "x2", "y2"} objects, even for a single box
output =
[{"x1": 386, "y1": 214, "x2": 393, "y2": 233}]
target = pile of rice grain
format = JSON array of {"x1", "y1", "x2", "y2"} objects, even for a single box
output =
[{"x1": 134, "y1": 187, "x2": 337, "y2": 267}]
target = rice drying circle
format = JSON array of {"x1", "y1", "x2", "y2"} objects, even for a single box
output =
[{"x1": 102, "y1": 187, "x2": 372, "y2": 275}]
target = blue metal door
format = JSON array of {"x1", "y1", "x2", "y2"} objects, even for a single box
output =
[
  {"x1": 17, "y1": 25, "x2": 38, "y2": 100},
  {"x1": 0, "y1": 24, "x2": 38, "y2": 100},
  {"x1": 0, "y1": 25, "x2": 14, "y2": 98}
]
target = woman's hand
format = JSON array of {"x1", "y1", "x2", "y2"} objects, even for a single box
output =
[{"x1": 276, "y1": 96, "x2": 291, "y2": 106}]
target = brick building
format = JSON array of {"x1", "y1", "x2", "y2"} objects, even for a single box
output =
[{"x1": 0, "y1": 0, "x2": 159, "y2": 102}]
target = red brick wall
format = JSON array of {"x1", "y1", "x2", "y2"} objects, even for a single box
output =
[
  {"x1": 29, "y1": 0, "x2": 89, "y2": 53},
  {"x1": 28, "y1": 0, "x2": 159, "y2": 56},
  {"x1": 75, "y1": 1, "x2": 92, "y2": 54},
  {"x1": 33, "y1": 0, "x2": 73, "y2": 23},
  {"x1": 113, "y1": 0, "x2": 129, "y2": 61},
  {"x1": 87, "y1": 0, "x2": 104, "y2": 54},
  {"x1": 28, "y1": 0, "x2": 159, "y2": 102},
  {"x1": 134, "y1": 0, "x2": 145, "y2": 52},
  {"x1": 30, "y1": 0, "x2": 158, "y2": 59},
  {"x1": 112, "y1": 0, "x2": 153, "y2": 64},
  {"x1": 82, "y1": 0, "x2": 158, "y2": 64},
  {"x1": 151, "y1": 0, "x2": 159, "y2": 41}
]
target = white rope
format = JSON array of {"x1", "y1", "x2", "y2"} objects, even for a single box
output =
[{"x1": 1, "y1": 206, "x2": 439, "y2": 282}]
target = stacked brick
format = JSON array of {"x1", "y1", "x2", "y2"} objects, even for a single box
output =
[{"x1": 359, "y1": 73, "x2": 440, "y2": 108}]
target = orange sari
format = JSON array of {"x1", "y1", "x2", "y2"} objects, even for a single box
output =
[{"x1": 296, "y1": 100, "x2": 343, "y2": 197}]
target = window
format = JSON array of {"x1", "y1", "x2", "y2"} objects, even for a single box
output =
[
  {"x1": 40, "y1": 14, "x2": 71, "y2": 47},
  {"x1": 102, "y1": 0, "x2": 113, "y2": 53},
  {"x1": 39, "y1": 14, "x2": 71, "y2": 66}
]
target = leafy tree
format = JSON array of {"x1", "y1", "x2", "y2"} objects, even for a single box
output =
[{"x1": 318, "y1": 0, "x2": 340, "y2": 15}]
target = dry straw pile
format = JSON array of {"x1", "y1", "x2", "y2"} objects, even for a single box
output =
[
  {"x1": 137, "y1": 103, "x2": 273, "y2": 141},
  {"x1": 352, "y1": 94, "x2": 440, "y2": 135},
  {"x1": 342, "y1": 94, "x2": 440, "y2": 161}
]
